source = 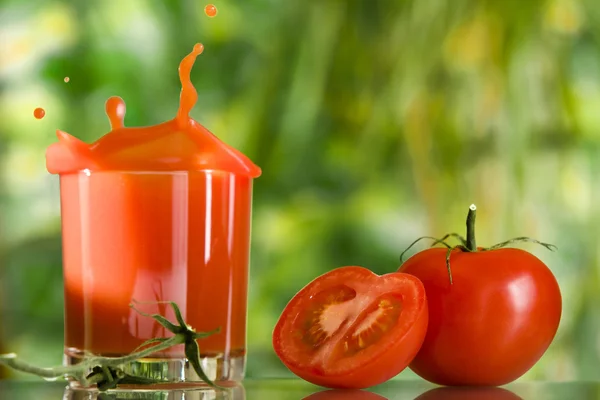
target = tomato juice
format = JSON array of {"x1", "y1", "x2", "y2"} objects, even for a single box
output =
[
  {"x1": 46, "y1": 43, "x2": 261, "y2": 383},
  {"x1": 60, "y1": 170, "x2": 252, "y2": 358}
]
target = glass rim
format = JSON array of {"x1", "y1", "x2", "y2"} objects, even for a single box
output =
[{"x1": 58, "y1": 169, "x2": 256, "y2": 178}]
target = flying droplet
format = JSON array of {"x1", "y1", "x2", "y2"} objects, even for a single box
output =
[
  {"x1": 205, "y1": 4, "x2": 217, "y2": 17},
  {"x1": 193, "y1": 43, "x2": 204, "y2": 54},
  {"x1": 64, "y1": 77, "x2": 70, "y2": 83},
  {"x1": 34, "y1": 107, "x2": 46, "y2": 119},
  {"x1": 105, "y1": 96, "x2": 127, "y2": 130}
]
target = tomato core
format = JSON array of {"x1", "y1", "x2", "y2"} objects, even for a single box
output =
[
  {"x1": 293, "y1": 285, "x2": 404, "y2": 360},
  {"x1": 339, "y1": 294, "x2": 402, "y2": 357},
  {"x1": 300, "y1": 285, "x2": 356, "y2": 349}
]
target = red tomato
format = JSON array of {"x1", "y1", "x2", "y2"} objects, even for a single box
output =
[
  {"x1": 415, "y1": 387, "x2": 523, "y2": 400},
  {"x1": 399, "y1": 220, "x2": 562, "y2": 386},
  {"x1": 273, "y1": 266, "x2": 428, "y2": 389}
]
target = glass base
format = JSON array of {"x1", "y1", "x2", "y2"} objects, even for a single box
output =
[
  {"x1": 64, "y1": 347, "x2": 245, "y2": 390},
  {"x1": 63, "y1": 384, "x2": 245, "y2": 399}
]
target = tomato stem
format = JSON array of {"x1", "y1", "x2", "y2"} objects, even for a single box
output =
[
  {"x1": 483, "y1": 237, "x2": 558, "y2": 252},
  {"x1": 399, "y1": 236, "x2": 453, "y2": 263},
  {"x1": 445, "y1": 247, "x2": 454, "y2": 284},
  {"x1": 466, "y1": 204, "x2": 477, "y2": 252},
  {"x1": 400, "y1": 205, "x2": 557, "y2": 286}
]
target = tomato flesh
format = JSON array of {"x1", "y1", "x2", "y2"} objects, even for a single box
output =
[
  {"x1": 337, "y1": 294, "x2": 403, "y2": 357},
  {"x1": 273, "y1": 266, "x2": 428, "y2": 389},
  {"x1": 299, "y1": 284, "x2": 357, "y2": 350}
]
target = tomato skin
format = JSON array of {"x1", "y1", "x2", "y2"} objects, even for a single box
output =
[
  {"x1": 399, "y1": 247, "x2": 562, "y2": 386},
  {"x1": 273, "y1": 266, "x2": 428, "y2": 389}
]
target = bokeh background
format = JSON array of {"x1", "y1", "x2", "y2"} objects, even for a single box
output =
[{"x1": 0, "y1": 0, "x2": 595, "y2": 383}]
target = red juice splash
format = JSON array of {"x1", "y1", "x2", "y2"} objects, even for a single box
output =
[
  {"x1": 205, "y1": 4, "x2": 218, "y2": 17},
  {"x1": 46, "y1": 43, "x2": 260, "y2": 176},
  {"x1": 104, "y1": 96, "x2": 126, "y2": 130},
  {"x1": 33, "y1": 107, "x2": 46, "y2": 119},
  {"x1": 176, "y1": 43, "x2": 204, "y2": 127}
]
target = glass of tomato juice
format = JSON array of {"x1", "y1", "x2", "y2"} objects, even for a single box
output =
[
  {"x1": 47, "y1": 44, "x2": 261, "y2": 387},
  {"x1": 59, "y1": 169, "x2": 253, "y2": 383}
]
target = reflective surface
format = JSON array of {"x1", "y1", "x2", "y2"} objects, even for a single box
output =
[{"x1": 0, "y1": 379, "x2": 596, "y2": 400}]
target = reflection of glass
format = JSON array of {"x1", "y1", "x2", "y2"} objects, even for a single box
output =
[
  {"x1": 413, "y1": 387, "x2": 522, "y2": 400},
  {"x1": 60, "y1": 170, "x2": 253, "y2": 384},
  {"x1": 303, "y1": 389, "x2": 388, "y2": 400},
  {"x1": 63, "y1": 382, "x2": 246, "y2": 400}
]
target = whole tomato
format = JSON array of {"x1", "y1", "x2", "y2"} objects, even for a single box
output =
[{"x1": 398, "y1": 205, "x2": 562, "y2": 386}]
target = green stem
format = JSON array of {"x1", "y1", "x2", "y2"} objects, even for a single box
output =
[
  {"x1": 445, "y1": 247, "x2": 455, "y2": 285},
  {"x1": 0, "y1": 354, "x2": 82, "y2": 378},
  {"x1": 466, "y1": 204, "x2": 477, "y2": 252},
  {"x1": 484, "y1": 237, "x2": 558, "y2": 252},
  {"x1": 0, "y1": 300, "x2": 220, "y2": 390},
  {"x1": 98, "y1": 335, "x2": 184, "y2": 367},
  {"x1": 399, "y1": 236, "x2": 453, "y2": 263},
  {"x1": 0, "y1": 335, "x2": 184, "y2": 381}
]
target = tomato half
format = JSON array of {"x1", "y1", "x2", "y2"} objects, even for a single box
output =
[
  {"x1": 273, "y1": 266, "x2": 428, "y2": 389},
  {"x1": 399, "y1": 247, "x2": 562, "y2": 386}
]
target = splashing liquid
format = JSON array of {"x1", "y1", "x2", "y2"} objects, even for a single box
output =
[
  {"x1": 33, "y1": 107, "x2": 46, "y2": 119},
  {"x1": 46, "y1": 43, "x2": 260, "y2": 177},
  {"x1": 176, "y1": 43, "x2": 204, "y2": 127},
  {"x1": 205, "y1": 4, "x2": 218, "y2": 17},
  {"x1": 105, "y1": 95, "x2": 126, "y2": 130}
]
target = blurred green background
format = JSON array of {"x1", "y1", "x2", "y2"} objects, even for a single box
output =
[{"x1": 0, "y1": 0, "x2": 594, "y2": 383}]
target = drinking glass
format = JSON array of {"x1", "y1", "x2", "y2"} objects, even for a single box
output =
[{"x1": 60, "y1": 170, "x2": 253, "y2": 386}]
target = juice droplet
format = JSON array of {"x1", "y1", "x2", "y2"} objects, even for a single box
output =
[
  {"x1": 64, "y1": 76, "x2": 70, "y2": 83},
  {"x1": 33, "y1": 107, "x2": 46, "y2": 119},
  {"x1": 176, "y1": 43, "x2": 204, "y2": 127},
  {"x1": 205, "y1": 4, "x2": 218, "y2": 17},
  {"x1": 105, "y1": 96, "x2": 126, "y2": 130}
]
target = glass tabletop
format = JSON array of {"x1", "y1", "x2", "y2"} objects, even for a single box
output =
[{"x1": 0, "y1": 379, "x2": 594, "y2": 399}]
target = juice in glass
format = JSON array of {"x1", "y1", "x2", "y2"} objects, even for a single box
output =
[{"x1": 46, "y1": 44, "x2": 261, "y2": 384}]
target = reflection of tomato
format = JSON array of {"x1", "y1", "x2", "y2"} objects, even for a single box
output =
[
  {"x1": 399, "y1": 206, "x2": 562, "y2": 386},
  {"x1": 273, "y1": 266, "x2": 428, "y2": 389},
  {"x1": 414, "y1": 387, "x2": 522, "y2": 400},
  {"x1": 303, "y1": 389, "x2": 388, "y2": 400}
]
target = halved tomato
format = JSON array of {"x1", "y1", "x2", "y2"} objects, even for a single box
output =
[{"x1": 272, "y1": 266, "x2": 428, "y2": 389}]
